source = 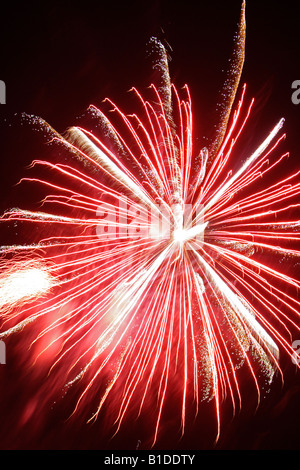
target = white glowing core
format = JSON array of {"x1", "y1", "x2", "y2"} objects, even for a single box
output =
[
  {"x1": 173, "y1": 222, "x2": 208, "y2": 244},
  {"x1": 0, "y1": 267, "x2": 52, "y2": 306}
]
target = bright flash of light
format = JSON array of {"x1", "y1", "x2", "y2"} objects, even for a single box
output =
[
  {"x1": 0, "y1": 1, "x2": 300, "y2": 448},
  {"x1": 0, "y1": 267, "x2": 52, "y2": 307}
]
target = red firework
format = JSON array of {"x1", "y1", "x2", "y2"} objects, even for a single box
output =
[{"x1": 0, "y1": 2, "x2": 300, "y2": 449}]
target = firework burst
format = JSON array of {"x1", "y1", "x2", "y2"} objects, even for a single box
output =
[{"x1": 0, "y1": 1, "x2": 300, "y2": 448}]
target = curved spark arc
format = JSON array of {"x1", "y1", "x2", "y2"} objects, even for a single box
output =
[
  {"x1": 209, "y1": 0, "x2": 246, "y2": 159},
  {"x1": 0, "y1": 3, "x2": 300, "y2": 448}
]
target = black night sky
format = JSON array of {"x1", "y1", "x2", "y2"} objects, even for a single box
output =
[{"x1": 0, "y1": 0, "x2": 299, "y2": 453}]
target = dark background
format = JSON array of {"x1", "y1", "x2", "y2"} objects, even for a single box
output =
[{"x1": 0, "y1": 0, "x2": 299, "y2": 451}]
